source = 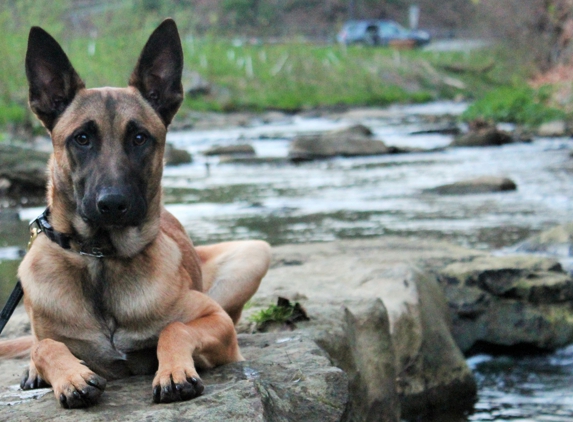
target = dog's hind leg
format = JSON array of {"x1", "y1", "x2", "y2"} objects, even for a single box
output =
[
  {"x1": 195, "y1": 240, "x2": 271, "y2": 324},
  {"x1": 25, "y1": 339, "x2": 107, "y2": 408}
]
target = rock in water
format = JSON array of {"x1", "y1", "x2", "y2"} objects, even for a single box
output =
[
  {"x1": 0, "y1": 144, "x2": 49, "y2": 205},
  {"x1": 425, "y1": 176, "x2": 517, "y2": 195},
  {"x1": 451, "y1": 127, "x2": 513, "y2": 147},
  {"x1": 289, "y1": 124, "x2": 389, "y2": 161},
  {"x1": 437, "y1": 255, "x2": 573, "y2": 352},
  {"x1": 164, "y1": 143, "x2": 192, "y2": 166},
  {"x1": 203, "y1": 144, "x2": 256, "y2": 156}
]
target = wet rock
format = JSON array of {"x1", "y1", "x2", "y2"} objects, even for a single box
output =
[
  {"x1": 203, "y1": 144, "x2": 256, "y2": 156},
  {"x1": 246, "y1": 238, "x2": 481, "y2": 421},
  {"x1": 410, "y1": 126, "x2": 461, "y2": 136},
  {"x1": 537, "y1": 120, "x2": 568, "y2": 137},
  {"x1": 437, "y1": 255, "x2": 573, "y2": 352},
  {"x1": 0, "y1": 144, "x2": 49, "y2": 206},
  {"x1": 218, "y1": 156, "x2": 288, "y2": 165},
  {"x1": 511, "y1": 222, "x2": 573, "y2": 274},
  {"x1": 289, "y1": 124, "x2": 390, "y2": 161},
  {"x1": 425, "y1": 176, "x2": 517, "y2": 195},
  {"x1": 512, "y1": 223, "x2": 573, "y2": 257},
  {"x1": 0, "y1": 331, "x2": 348, "y2": 421},
  {"x1": 450, "y1": 128, "x2": 513, "y2": 147},
  {"x1": 164, "y1": 143, "x2": 192, "y2": 166}
]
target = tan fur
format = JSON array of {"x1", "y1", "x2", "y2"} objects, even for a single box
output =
[{"x1": 0, "y1": 20, "x2": 271, "y2": 408}]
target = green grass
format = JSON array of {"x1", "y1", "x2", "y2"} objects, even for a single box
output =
[
  {"x1": 0, "y1": 2, "x2": 538, "y2": 129},
  {"x1": 461, "y1": 85, "x2": 566, "y2": 126},
  {"x1": 249, "y1": 303, "x2": 295, "y2": 325}
]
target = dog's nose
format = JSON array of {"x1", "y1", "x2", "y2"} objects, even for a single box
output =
[{"x1": 97, "y1": 191, "x2": 129, "y2": 219}]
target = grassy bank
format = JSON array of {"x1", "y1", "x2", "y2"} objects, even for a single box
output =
[
  {"x1": 0, "y1": 6, "x2": 553, "y2": 131},
  {"x1": 0, "y1": 35, "x2": 529, "y2": 122}
]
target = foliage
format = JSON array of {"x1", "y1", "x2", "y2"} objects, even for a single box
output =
[
  {"x1": 461, "y1": 85, "x2": 566, "y2": 126},
  {"x1": 0, "y1": 1, "x2": 554, "y2": 129},
  {"x1": 249, "y1": 303, "x2": 295, "y2": 324}
]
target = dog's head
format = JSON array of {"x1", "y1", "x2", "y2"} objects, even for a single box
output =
[{"x1": 25, "y1": 19, "x2": 183, "y2": 231}]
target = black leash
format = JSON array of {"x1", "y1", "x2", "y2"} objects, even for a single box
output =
[
  {"x1": 0, "y1": 208, "x2": 48, "y2": 336},
  {"x1": 0, "y1": 280, "x2": 23, "y2": 335}
]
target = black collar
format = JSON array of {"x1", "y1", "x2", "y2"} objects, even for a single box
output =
[{"x1": 30, "y1": 208, "x2": 116, "y2": 258}]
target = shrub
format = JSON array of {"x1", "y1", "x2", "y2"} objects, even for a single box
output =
[{"x1": 461, "y1": 85, "x2": 566, "y2": 126}]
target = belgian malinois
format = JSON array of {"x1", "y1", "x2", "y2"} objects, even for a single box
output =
[{"x1": 0, "y1": 19, "x2": 271, "y2": 408}]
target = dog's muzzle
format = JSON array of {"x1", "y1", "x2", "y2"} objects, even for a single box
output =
[{"x1": 82, "y1": 186, "x2": 146, "y2": 228}]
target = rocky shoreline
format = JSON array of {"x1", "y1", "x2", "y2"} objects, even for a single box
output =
[
  {"x1": 2, "y1": 107, "x2": 571, "y2": 208},
  {"x1": 1, "y1": 106, "x2": 571, "y2": 420},
  {"x1": 1, "y1": 225, "x2": 572, "y2": 421}
]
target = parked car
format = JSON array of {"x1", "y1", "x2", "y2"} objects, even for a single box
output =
[{"x1": 337, "y1": 20, "x2": 431, "y2": 47}]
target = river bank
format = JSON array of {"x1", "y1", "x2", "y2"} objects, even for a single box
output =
[{"x1": 0, "y1": 102, "x2": 572, "y2": 420}]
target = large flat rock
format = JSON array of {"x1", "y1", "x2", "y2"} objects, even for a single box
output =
[{"x1": 0, "y1": 333, "x2": 348, "y2": 421}]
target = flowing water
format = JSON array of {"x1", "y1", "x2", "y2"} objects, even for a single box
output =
[{"x1": 1, "y1": 102, "x2": 572, "y2": 420}]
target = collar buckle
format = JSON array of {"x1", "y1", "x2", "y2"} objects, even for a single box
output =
[{"x1": 27, "y1": 218, "x2": 43, "y2": 251}]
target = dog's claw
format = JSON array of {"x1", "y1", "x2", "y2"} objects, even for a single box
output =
[
  {"x1": 87, "y1": 376, "x2": 105, "y2": 390},
  {"x1": 152, "y1": 375, "x2": 204, "y2": 403},
  {"x1": 20, "y1": 368, "x2": 49, "y2": 391},
  {"x1": 153, "y1": 385, "x2": 161, "y2": 403},
  {"x1": 55, "y1": 373, "x2": 107, "y2": 409},
  {"x1": 59, "y1": 393, "x2": 69, "y2": 409}
]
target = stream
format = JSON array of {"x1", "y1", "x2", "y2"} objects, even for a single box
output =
[{"x1": 1, "y1": 101, "x2": 572, "y2": 420}]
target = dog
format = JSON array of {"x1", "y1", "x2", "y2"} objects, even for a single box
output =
[{"x1": 0, "y1": 19, "x2": 271, "y2": 409}]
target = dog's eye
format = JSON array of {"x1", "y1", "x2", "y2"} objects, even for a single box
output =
[
  {"x1": 74, "y1": 133, "x2": 90, "y2": 146},
  {"x1": 133, "y1": 133, "x2": 147, "y2": 146}
]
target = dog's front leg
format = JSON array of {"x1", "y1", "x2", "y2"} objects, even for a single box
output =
[
  {"x1": 24, "y1": 339, "x2": 107, "y2": 408},
  {"x1": 153, "y1": 307, "x2": 242, "y2": 403}
]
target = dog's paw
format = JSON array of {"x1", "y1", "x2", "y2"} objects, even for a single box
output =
[
  {"x1": 152, "y1": 369, "x2": 204, "y2": 403},
  {"x1": 53, "y1": 370, "x2": 107, "y2": 409},
  {"x1": 20, "y1": 368, "x2": 50, "y2": 390}
]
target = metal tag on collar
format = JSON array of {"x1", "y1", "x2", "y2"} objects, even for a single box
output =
[
  {"x1": 27, "y1": 218, "x2": 43, "y2": 251},
  {"x1": 80, "y1": 246, "x2": 105, "y2": 258}
]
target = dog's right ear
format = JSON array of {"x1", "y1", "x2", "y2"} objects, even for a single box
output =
[{"x1": 25, "y1": 27, "x2": 85, "y2": 131}]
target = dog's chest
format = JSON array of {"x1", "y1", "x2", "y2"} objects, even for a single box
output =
[{"x1": 84, "y1": 259, "x2": 171, "y2": 352}]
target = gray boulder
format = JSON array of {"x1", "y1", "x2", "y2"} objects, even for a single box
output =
[
  {"x1": 451, "y1": 128, "x2": 513, "y2": 147},
  {"x1": 510, "y1": 222, "x2": 573, "y2": 275},
  {"x1": 203, "y1": 144, "x2": 256, "y2": 156},
  {"x1": 245, "y1": 238, "x2": 481, "y2": 421},
  {"x1": 218, "y1": 156, "x2": 288, "y2": 165},
  {"x1": 164, "y1": 143, "x2": 192, "y2": 166},
  {"x1": 512, "y1": 222, "x2": 573, "y2": 257},
  {"x1": 289, "y1": 125, "x2": 390, "y2": 161},
  {"x1": 437, "y1": 255, "x2": 573, "y2": 352},
  {"x1": 425, "y1": 176, "x2": 517, "y2": 195},
  {"x1": 0, "y1": 330, "x2": 348, "y2": 421},
  {"x1": 0, "y1": 144, "x2": 49, "y2": 205}
]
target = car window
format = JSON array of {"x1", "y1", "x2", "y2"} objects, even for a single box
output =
[{"x1": 379, "y1": 22, "x2": 405, "y2": 36}]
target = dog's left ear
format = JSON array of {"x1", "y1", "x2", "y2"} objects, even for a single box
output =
[{"x1": 129, "y1": 19, "x2": 184, "y2": 126}]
